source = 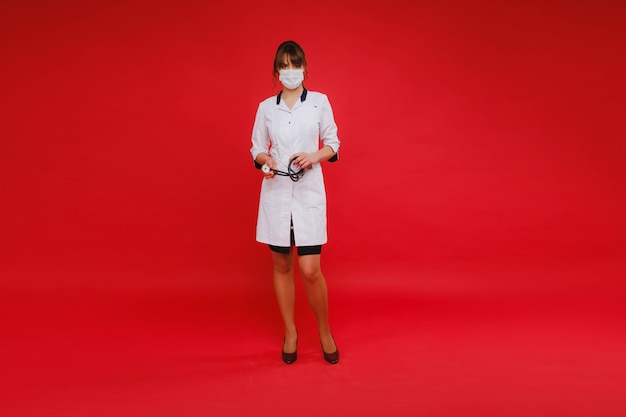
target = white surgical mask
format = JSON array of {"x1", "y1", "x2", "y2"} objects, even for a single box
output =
[{"x1": 279, "y1": 69, "x2": 304, "y2": 89}]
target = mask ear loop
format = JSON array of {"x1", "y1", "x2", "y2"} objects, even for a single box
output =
[{"x1": 303, "y1": 67, "x2": 308, "y2": 89}]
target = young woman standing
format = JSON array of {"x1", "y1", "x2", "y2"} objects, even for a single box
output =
[{"x1": 250, "y1": 40, "x2": 341, "y2": 364}]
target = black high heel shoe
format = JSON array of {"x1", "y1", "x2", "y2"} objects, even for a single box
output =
[
  {"x1": 282, "y1": 335, "x2": 298, "y2": 365},
  {"x1": 322, "y1": 334, "x2": 339, "y2": 364}
]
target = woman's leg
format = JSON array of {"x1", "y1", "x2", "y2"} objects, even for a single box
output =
[
  {"x1": 298, "y1": 254, "x2": 337, "y2": 354},
  {"x1": 272, "y1": 250, "x2": 297, "y2": 353}
]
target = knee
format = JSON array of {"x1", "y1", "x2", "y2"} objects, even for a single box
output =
[
  {"x1": 274, "y1": 261, "x2": 293, "y2": 275},
  {"x1": 272, "y1": 252, "x2": 294, "y2": 275},
  {"x1": 300, "y1": 266, "x2": 322, "y2": 284}
]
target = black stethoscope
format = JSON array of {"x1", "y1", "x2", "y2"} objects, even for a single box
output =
[{"x1": 262, "y1": 158, "x2": 305, "y2": 182}]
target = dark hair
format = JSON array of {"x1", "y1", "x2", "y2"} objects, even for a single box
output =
[{"x1": 273, "y1": 40, "x2": 308, "y2": 88}]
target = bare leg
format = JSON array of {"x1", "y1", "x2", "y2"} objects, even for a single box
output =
[
  {"x1": 272, "y1": 250, "x2": 297, "y2": 353},
  {"x1": 298, "y1": 254, "x2": 337, "y2": 353}
]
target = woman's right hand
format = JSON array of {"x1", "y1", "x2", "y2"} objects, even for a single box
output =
[{"x1": 263, "y1": 156, "x2": 277, "y2": 179}]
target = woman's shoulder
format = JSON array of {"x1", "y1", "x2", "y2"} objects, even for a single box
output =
[
  {"x1": 306, "y1": 90, "x2": 327, "y2": 98},
  {"x1": 305, "y1": 90, "x2": 331, "y2": 103},
  {"x1": 258, "y1": 94, "x2": 278, "y2": 107}
]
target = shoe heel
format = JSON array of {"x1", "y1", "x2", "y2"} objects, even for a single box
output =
[
  {"x1": 282, "y1": 335, "x2": 298, "y2": 365},
  {"x1": 322, "y1": 333, "x2": 339, "y2": 364}
]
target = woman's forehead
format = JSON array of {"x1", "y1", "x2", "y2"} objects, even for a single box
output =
[{"x1": 281, "y1": 54, "x2": 304, "y2": 67}]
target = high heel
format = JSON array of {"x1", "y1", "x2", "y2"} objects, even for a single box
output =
[
  {"x1": 282, "y1": 335, "x2": 298, "y2": 365},
  {"x1": 322, "y1": 334, "x2": 339, "y2": 364},
  {"x1": 323, "y1": 348, "x2": 339, "y2": 364}
]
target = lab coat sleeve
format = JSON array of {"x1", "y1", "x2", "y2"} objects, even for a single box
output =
[
  {"x1": 319, "y1": 95, "x2": 340, "y2": 154},
  {"x1": 250, "y1": 103, "x2": 270, "y2": 162}
]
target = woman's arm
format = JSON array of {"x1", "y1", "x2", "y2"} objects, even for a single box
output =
[{"x1": 291, "y1": 94, "x2": 340, "y2": 169}]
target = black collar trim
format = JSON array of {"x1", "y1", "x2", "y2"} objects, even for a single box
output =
[{"x1": 276, "y1": 88, "x2": 308, "y2": 105}]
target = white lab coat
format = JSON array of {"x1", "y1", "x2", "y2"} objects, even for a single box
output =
[{"x1": 250, "y1": 90, "x2": 340, "y2": 247}]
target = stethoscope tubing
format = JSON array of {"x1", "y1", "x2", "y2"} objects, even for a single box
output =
[{"x1": 263, "y1": 158, "x2": 305, "y2": 182}]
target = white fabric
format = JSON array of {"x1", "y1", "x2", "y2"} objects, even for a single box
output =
[{"x1": 250, "y1": 91, "x2": 340, "y2": 247}]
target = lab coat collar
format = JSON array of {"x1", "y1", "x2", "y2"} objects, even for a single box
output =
[{"x1": 276, "y1": 88, "x2": 308, "y2": 105}]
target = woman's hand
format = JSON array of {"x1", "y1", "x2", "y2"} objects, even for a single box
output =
[
  {"x1": 290, "y1": 152, "x2": 320, "y2": 170},
  {"x1": 263, "y1": 156, "x2": 277, "y2": 179}
]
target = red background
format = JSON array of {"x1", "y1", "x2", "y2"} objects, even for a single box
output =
[{"x1": 1, "y1": 1, "x2": 625, "y2": 416}]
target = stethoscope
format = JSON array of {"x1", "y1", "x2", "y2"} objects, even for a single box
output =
[{"x1": 262, "y1": 158, "x2": 305, "y2": 182}]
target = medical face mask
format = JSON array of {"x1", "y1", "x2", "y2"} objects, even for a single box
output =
[{"x1": 279, "y1": 69, "x2": 304, "y2": 89}]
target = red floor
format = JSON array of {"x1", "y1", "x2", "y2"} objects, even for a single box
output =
[
  {"x1": 1, "y1": 3, "x2": 624, "y2": 415},
  {"x1": 2, "y1": 259, "x2": 624, "y2": 417}
]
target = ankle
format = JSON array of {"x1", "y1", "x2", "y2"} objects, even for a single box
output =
[{"x1": 318, "y1": 327, "x2": 331, "y2": 337}]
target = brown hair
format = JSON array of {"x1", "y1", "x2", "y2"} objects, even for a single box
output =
[{"x1": 273, "y1": 40, "x2": 308, "y2": 88}]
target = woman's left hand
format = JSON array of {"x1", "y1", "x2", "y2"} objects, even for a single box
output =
[{"x1": 290, "y1": 152, "x2": 319, "y2": 170}]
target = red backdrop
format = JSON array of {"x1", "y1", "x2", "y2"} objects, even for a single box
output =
[{"x1": 1, "y1": 1, "x2": 624, "y2": 416}]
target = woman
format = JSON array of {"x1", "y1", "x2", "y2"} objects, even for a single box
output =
[{"x1": 250, "y1": 40, "x2": 341, "y2": 364}]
